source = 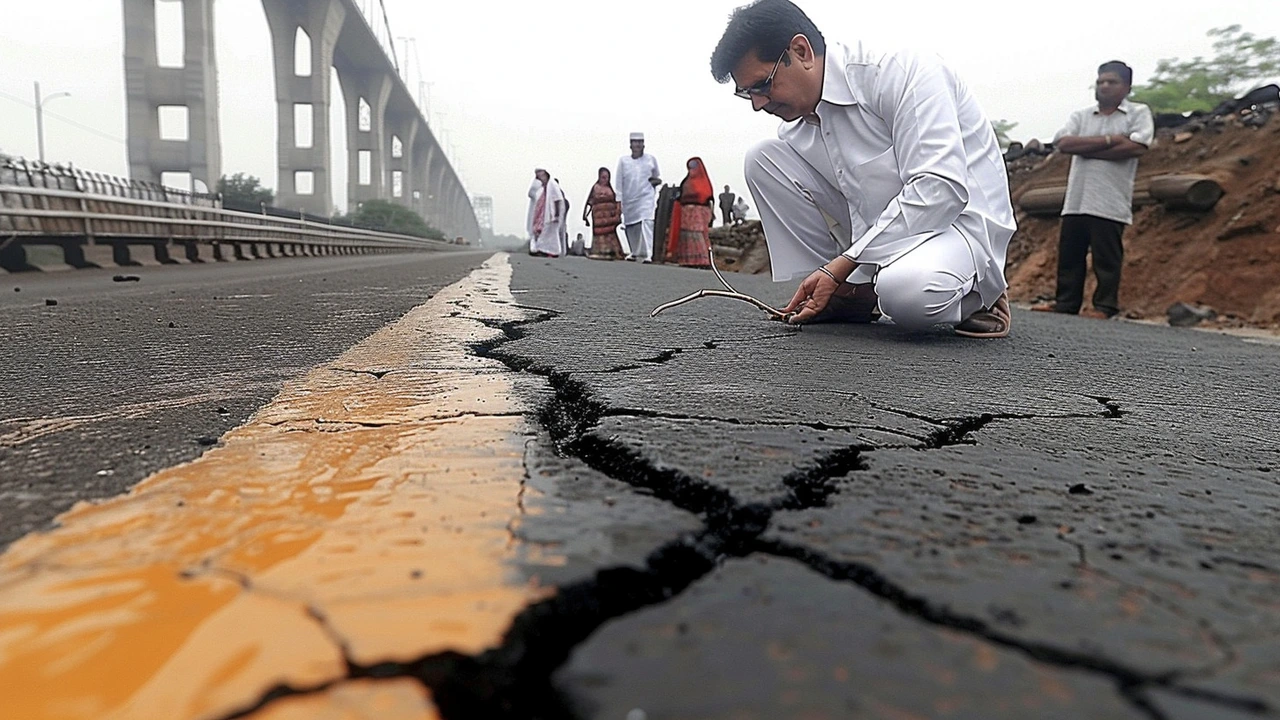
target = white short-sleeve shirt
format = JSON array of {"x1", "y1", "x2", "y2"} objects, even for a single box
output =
[{"x1": 1054, "y1": 99, "x2": 1155, "y2": 224}]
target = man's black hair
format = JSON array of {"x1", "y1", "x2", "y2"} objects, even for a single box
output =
[
  {"x1": 1098, "y1": 60, "x2": 1133, "y2": 86},
  {"x1": 710, "y1": 0, "x2": 826, "y2": 83}
]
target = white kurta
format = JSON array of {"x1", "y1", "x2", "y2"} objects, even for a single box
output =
[
  {"x1": 615, "y1": 153, "x2": 661, "y2": 225},
  {"x1": 525, "y1": 177, "x2": 542, "y2": 249},
  {"x1": 747, "y1": 41, "x2": 1016, "y2": 310},
  {"x1": 530, "y1": 180, "x2": 566, "y2": 256}
]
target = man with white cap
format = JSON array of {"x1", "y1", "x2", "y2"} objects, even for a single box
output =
[{"x1": 615, "y1": 132, "x2": 662, "y2": 262}]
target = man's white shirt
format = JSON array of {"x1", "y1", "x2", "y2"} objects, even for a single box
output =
[
  {"x1": 615, "y1": 153, "x2": 661, "y2": 225},
  {"x1": 1054, "y1": 99, "x2": 1155, "y2": 225},
  {"x1": 779, "y1": 42, "x2": 1016, "y2": 306}
]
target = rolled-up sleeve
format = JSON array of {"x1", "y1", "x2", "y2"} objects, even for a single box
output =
[{"x1": 845, "y1": 51, "x2": 969, "y2": 261}]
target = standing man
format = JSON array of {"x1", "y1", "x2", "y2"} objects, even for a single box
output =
[
  {"x1": 710, "y1": 0, "x2": 1016, "y2": 336},
  {"x1": 615, "y1": 132, "x2": 662, "y2": 263},
  {"x1": 555, "y1": 177, "x2": 571, "y2": 257},
  {"x1": 1035, "y1": 61, "x2": 1154, "y2": 319},
  {"x1": 718, "y1": 185, "x2": 737, "y2": 226}
]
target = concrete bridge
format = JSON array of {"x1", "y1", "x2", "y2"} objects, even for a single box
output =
[{"x1": 120, "y1": 0, "x2": 480, "y2": 241}]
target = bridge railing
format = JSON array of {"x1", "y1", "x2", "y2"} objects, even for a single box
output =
[{"x1": 0, "y1": 159, "x2": 460, "y2": 271}]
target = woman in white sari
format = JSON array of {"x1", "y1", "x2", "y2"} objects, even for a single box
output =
[
  {"x1": 526, "y1": 175, "x2": 542, "y2": 252},
  {"x1": 529, "y1": 167, "x2": 566, "y2": 257}
]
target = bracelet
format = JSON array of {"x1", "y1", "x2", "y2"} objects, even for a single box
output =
[{"x1": 815, "y1": 265, "x2": 839, "y2": 283}]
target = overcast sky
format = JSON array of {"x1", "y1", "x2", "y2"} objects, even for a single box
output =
[{"x1": 2, "y1": 1, "x2": 1277, "y2": 238}]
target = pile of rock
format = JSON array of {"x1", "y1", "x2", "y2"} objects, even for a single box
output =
[
  {"x1": 708, "y1": 220, "x2": 772, "y2": 275},
  {"x1": 1156, "y1": 84, "x2": 1278, "y2": 142}
]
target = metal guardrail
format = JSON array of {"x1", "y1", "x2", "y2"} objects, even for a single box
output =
[{"x1": 0, "y1": 159, "x2": 457, "y2": 272}]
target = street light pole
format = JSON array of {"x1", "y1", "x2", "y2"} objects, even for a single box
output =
[{"x1": 33, "y1": 81, "x2": 71, "y2": 164}]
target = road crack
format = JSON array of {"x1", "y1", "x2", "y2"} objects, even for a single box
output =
[{"x1": 221, "y1": 281, "x2": 1269, "y2": 720}]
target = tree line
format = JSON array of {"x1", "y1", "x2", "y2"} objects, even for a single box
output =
[
  {"x1": 216, "y1": 172, "x2": 445, "y2": 241},
  {"x1": 995, "y1": 25, "x2": 1278, "y2": 147}
]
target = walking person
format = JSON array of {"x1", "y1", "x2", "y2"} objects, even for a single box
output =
[
  {"x1": 615, "y1": 132, "x2": 662, "y2": 263},
  {"x1": 718, "y1": 185, "x2": 737, "y2": 226},
  {"x1": 583, "y1": 167, "x2": 626, "y2": 260},
  {"x1": 664, "y1": 157, "x2": 715, "y2": 267},
  {"x1": 529, "y1": 167, "x2": 566, "y2": 258},
  {"x1": 525, "y1": 174, "x2": 542, "y2": 254},
  {"x1": 555, "y1": 177, "x2": 571, "y2": 257},
  {"x1": 711, "y1": 0, "x2": 1016, "y2": 336},
  {"x1": 1033, "y1": 61, "x2": 1154, "y2": 319}
]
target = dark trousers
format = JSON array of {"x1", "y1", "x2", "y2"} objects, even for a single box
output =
[
  {"x1": 1054, "y1": 214, "x2": 1125, "y2": 316},
  {"x1": 720, "y1": 208, "x2": 732, "y2": 226}
]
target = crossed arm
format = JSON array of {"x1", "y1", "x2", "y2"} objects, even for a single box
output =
[{"x1": 1056, "y1": 134, "x2": 1148, "y2": 161}]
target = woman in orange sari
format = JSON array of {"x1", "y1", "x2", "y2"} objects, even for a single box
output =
[
  {"x1": 582, "y1": 167, "x2": 625, "y2": 260},
  {"x1": 664, "y1": 157, "x2": 714, "y2": 267}
]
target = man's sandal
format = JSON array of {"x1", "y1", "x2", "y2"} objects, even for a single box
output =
[{"x1": 954, "y1": 292, "x2": 1011, "y2": 338}]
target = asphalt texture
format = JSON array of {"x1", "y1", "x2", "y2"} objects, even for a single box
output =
[
  {"x1": 0, "y1": 251, "x2": 489, "y2": 550},
  {"x1": 482, "y1": 255, "x2": 1280, "y2": 720},
  {"x1": 4, "y1": 251, "x2": 1279, "y2": 719}
]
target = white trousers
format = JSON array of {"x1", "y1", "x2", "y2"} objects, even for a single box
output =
[
  {"x1": 622, "y1": 219, "x2": 655, "y2": 260},
  {"x1": 530, "y1": 219, "x2": 564, "y2": 256},
  {"x1": 745, "y1": 139, "x2": 983, "y2": 329}
]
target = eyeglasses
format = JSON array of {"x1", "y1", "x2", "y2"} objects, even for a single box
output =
[{"x1": 734, "y1": 50, "x2": 788, "y2": 99}]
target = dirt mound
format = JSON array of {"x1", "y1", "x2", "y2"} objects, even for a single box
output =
[
  {"x1": 1006, "y1": 118, "x2": 1280, "y2": 329},
  {"x1": 716, "y1": 118, "x2": 1280, "y2": 331}
]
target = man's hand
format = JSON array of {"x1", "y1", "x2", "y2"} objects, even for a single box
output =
[
  {"x1": 782, "y1": 270, "x2": 840, "y2": 324},
  {"x1": 781, "y1": 256, "x2": 858, "y2": 324}
]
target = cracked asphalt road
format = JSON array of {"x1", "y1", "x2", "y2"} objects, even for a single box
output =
[
  {"x1": 481, "y1": 255, "x2": 1280, "y2": 719},
  {"x1": 2, "y1": 252, "x2": 1278, "y2": 719}
]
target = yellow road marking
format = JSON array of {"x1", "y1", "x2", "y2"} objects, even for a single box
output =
[
  {"x1": 0, "y1": 255, "x2": 549, "y2": 720},
  {"x1": 242, "y1": 679, "x2": 439, "y2": 720}
]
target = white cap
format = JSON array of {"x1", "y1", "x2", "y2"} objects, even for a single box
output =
[{"x1": 629, "y1": 132, "x2": 645, "y2": 141}]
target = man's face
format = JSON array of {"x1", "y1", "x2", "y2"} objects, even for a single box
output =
[
  {"x1": 1095, "y1": 72, "x2": 1130, "y2": 105},
  {"x1": 534, "y1": 170, "x2": 549, "y2": 183},
  {"x1": 730, "y1": 41, "x2": 819, "y2": 122},
  {"x1": 630, "y1": 140, "x2": 645, "y2": 156}
]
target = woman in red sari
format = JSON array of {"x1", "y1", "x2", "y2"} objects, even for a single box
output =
[
  {"x1": 664, "y1": 157, "x2": 714, "y2": 267},
  {"x1": 582, "y1": 167, "x2": 625, "y2": 260}
]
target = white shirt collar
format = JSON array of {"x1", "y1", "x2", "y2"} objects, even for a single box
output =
[
  {"x1": 1096, "y1": 98, "x2": 1136, "y2": 114},
  {"x1": 818, "y1": 42, "x2": 861, "y2": 108}
]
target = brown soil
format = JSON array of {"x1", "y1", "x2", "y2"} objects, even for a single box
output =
[
  {"x1": 1006, "y1": 117, "x2": 1280, "y2": 331},
  {"x1": 713, "y1": 118, "x2": 1280, "y2": 332}
]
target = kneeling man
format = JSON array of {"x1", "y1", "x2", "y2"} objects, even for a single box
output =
[{"x1": 711, "y1": 0, "x2": 1016, "y2": 336}]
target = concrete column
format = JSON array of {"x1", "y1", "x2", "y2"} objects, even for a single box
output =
[
  {"x1": 334, "y1": 65, "x2": 391, "y2": 206},
  {"x1": 411, "y1": 138, "x2": 435, "y2": 223},
  {"x1": 261, "y1": 0, "x2": 346, "y2": 217},
  {"x1": 122, "y1": 0, "x2": 221, "y2": 191},
  {"x1": 386, "y1": 113, "x2": 419, "y2": 209},
  {"x1": 427, "y1": 154, "x2": 448, "y2": 233},
  {"x1": 461, "y1": 196, "x2": 479, "y2": 240},
  {"x1": 451, "y1": 182, "x2": 464, "y2": 238}
]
